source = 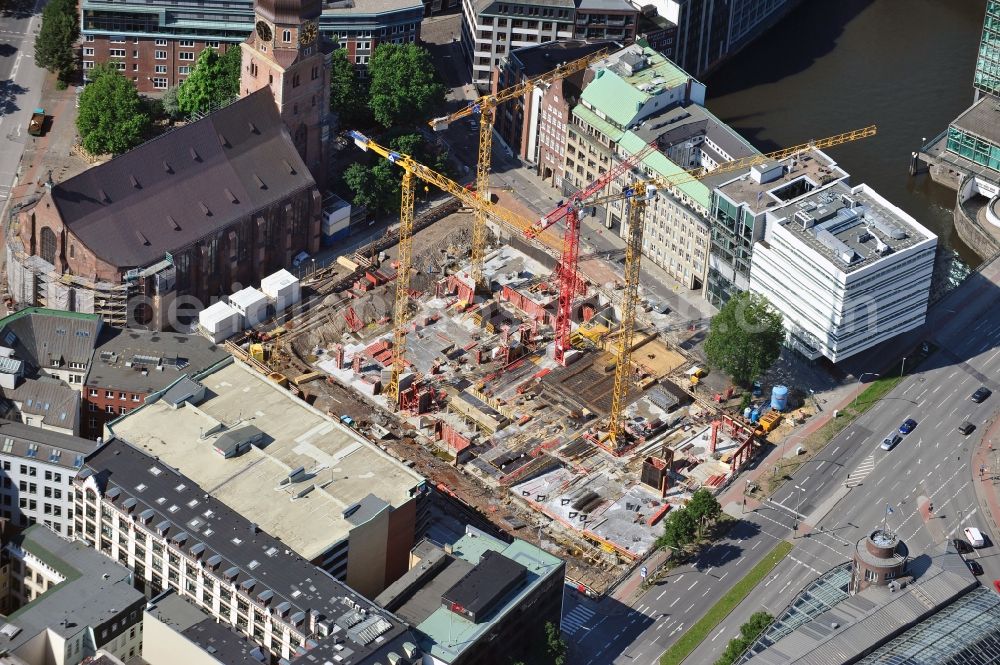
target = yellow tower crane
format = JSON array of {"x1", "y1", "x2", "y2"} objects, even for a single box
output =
[
  {"x1": 429, "y1": 49, "x2": 607, "y2": 289},
  {"x1": 347, "y1": 130, "x2": 541, "y2": 403},
  {"x1": 595, "y1": 125, "x2": 878, "y2": 450}
]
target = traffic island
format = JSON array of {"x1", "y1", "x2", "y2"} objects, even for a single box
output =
[{"x1": 658, "y1": 540, "x2": 793, "y2": 665}]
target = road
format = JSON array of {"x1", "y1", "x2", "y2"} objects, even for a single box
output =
[
  {"x1": 561, "y1": 257, "x2": 1000, "y2": 665},
  {"x1": 0, "y1": 0, "x2": 47, "y2": 206}
]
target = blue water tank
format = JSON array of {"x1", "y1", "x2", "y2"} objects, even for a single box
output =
[
  {"x1": 771, "y1": 385, "x2": 789, "y2": 412},
  {"x1": 743, "y1": 407, "x2": 752, "y2": 420},
  {"x1": 750, "y1": 408, "x2": 760, "y2": 423}
]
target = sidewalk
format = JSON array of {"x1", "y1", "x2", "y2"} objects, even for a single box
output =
[{"x1": 971, "y1": 415, "x2": 1000, "y2": 547}]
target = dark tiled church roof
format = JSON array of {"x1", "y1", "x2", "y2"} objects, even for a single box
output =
[{"x1": 51, "y1": 90, "x2": 315, "y2": 269}]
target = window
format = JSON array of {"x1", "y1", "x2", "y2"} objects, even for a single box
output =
[
  {"x1": 179, "y1": 39, "x2": 194, "y2": 47},
  {"x1": 109, "y1": 49, "x2": 125, "y2": 58},
  {"x1": 207, "y1": 40, "x2": 220, "y2": 48},
  {"x1": 178, "y1": 66, "x2": 190, "y2": 75},
  {"x1": 119, "y1": 392, "x2": 127, "y2": 401},
  {"x1": 132, "y1": 394, "x2": 140, "y2": 402},
  {"x1": 110, "y1": 36, "x2": 125, "y2": 43},
  {"x1": 132, "y1": 64, "x2": 138, "y2": 71},
  {"x1": 155, "y1": 38, "x2": 167, "y2": 45},
  {"x1": 120, "y1": 407, "x2": 128, "y2": 415},
  {"x1": 155, "y1": 51, "x2": 167, "y2": 60},
  {"x1": 84, "y1": 47, "x2": 94, "y2": 56},
  {"x1": 292, "y1": 73, "x2": 300, "y2": 87},
  {"x1": 28, "y1": 467, "x2": 35, "y2": 477},
  {"x1": 105, "y1": 391, "x2": 114, "y2": 398},
  {"x1": 106, "y1": 406, "x2": 115, "y2": 414},
  {"x1": 85, "y1": 35, "x2": 94, "y2": 42},
  {"x1": 44, "y1": 470, "x2": 51, "y2": 481},
  {"x1": 83, "y1": 61, "x2": 94, "y2": 70},
  {"x1": 179, "y1": 52, "x2": 194, "y2": 61},
  {"x1": 282, "y1": 29, "x2": 291, "y2": 42},
  {"x1": 155, "y1": 65, "x2": 166, "y2": 74}
]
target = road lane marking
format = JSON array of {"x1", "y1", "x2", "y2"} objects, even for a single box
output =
[
  {"x1": 687, "y1": 581, "x2": 698, "y2": 591},
  {"x1": 711, "y1": 625, "x2": 728, "y2": 642},
  {"x1": 669, "y1": 597, "x2": 679, "y2": 608}
]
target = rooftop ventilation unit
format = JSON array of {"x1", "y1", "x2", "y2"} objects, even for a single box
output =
[{"x1": 795, "y1": 210, "x2": 815, "y2": 229}]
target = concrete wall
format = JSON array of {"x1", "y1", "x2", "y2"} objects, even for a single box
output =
[
  {"x1": 142, "y1": 608, "x2": 220, "y2": 665},
  {"x1": 954, "y1": 175, "x2": 1000, "y2": 261},
  {"x1": 345, "y1": 504, "x2": 391, "y2": 598}
]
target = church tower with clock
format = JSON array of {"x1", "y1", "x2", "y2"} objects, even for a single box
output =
[{"x1": 240, "y1": 0, "x2": 330, "y2": 184}]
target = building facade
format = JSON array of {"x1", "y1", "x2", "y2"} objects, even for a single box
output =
[
  {"x1": 975, "y1": 0, "x2": 1000, "y2": 98},
  {"x1": 647, "y1": 0, "x2": 798, "y2": 77},
  {"x1": 561, "y1": 44, "x2": 755, "y2": 290},
  {"x1": 0, "y1": 420, "x2": 98, "y2": 535},
  {"x1": 81, "y1": 0, "x2": 422, "y2": 94},
  {"x1": 740, "y1": 152, "x2": 937, "y2": 362},
  {"x1": 7, "y1": 90, "x2": 322, "y2": 330},
  {"x1": 461, "y1": 0, "x2": 637, "y2": 88},
  {"x1": 0, "y1": 524, "x2": 146, "y2": 665},
  {"x1": 81, "y1": 329, "x2": 228, "y2": 439},
  {"x1": 492, "y1": 40, "x2": 609, "y2": 171},
  {"x1": 75, "y1": 439, "x2": 421, "y2": 663}
]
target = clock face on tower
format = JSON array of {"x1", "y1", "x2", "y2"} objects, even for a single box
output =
[
  {"x1": 255, "y1": 20, "x2": 272, "y2": 43},
  {"x1": 299, "y1": 20, "x2": 318, "y2": 45}
]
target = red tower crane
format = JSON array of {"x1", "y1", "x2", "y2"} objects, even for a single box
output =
[{"x1": 526, "y1": 140, "x2": 659, "y2": 365}]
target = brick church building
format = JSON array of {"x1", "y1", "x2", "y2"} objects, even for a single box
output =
[{"x1": 6, "y1": 0, "x2": 332, "y2": 330}]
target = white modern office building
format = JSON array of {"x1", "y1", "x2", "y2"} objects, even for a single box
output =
[{"x1": 743, "y1": 152, "x2": 937, "y2": 362}]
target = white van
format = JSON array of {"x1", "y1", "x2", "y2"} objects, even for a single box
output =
[{"x1": 965, "y1": 527, "x2": 986, "y2": 548}]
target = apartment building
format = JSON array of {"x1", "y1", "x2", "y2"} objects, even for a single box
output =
[
  {"x1": 493, "y1": 39, "x2": 610, "y2": 173},
  {"x1": 107, "y1": 360, "x2": 428, "y2": 598},
  {"x1": 462, "y1": 0, "x2": 637, "y2": 88},
  {"x1": 0, "y1": 420, "x2": 99, "y2": 535},
  {"x1": 81, "y1": 0, "x2": 423, "y2": 93},
  {"x1": 721, "y1": 151, "x2": 938, "y2": 362},
  {"x1": 563, "y1": 44, "x2": 756, "y2": 289},
  {"x1": 75, "y1": 439, "x2": 422, "y2": 663},
  {"x1": 0, "y1": 524, "x2": 146, "y2": 665},
  {"x1": 81, "y1": 329, "x2": 227, "y2": 440}
]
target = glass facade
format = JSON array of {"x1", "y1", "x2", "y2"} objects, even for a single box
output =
[
  {"x1": 975, "y1": 1, "x2": 1000, "y2": 96},
  {"x1": 946, "y1": 125, "x2": 1000, "y2": 171},
  {"x1": 706, "y1": 191, "x2": 756, "y2": 306}
]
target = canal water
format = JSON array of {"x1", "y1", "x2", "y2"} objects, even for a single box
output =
[{"x1": 705, "y1": 0, "x2": 987, "y2": 266}]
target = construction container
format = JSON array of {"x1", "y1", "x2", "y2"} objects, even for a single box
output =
[
  {"x1": 261, "y1": 269, "x2": 300, "y2": 313},
  {"x1": 771, "y1": 385, "x2": 789, "y2": 411},
  {"x1": 229, "y1": 287, "x2": 269, "y2": 327},
  {"x1": 268, "y1": 372, "x2": 288, "y2": 388},
  {"x1": 758, "y1": 410, "x2": 782, "y2": 433},
  {"x1": 199, "y1": 301, "x2": 242, "y2": 343}
]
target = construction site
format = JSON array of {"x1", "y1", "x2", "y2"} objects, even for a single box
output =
[{"x1": 218, "y1": 55, "x2": 875, "y2": 592}]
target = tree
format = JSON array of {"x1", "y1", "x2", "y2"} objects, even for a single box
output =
[
  {"x1": 544, "y1": 621, "x2": 567, "y2": 665},
  {"x1": 329, "y1": 49, "x2": 367, "y2": 126},
  {"x1": 714, "y1": 611, "x2": 773, "y2": 665},
  {"x1": 687, "y1": 488, "x2": 722, "y2": 536},
  {"x1": 704, "y1": 291, "x2": 784, "y2": 387},
  {"x1": 343, "y1": 161, "x2": 400, "y2": 215},
  {"x1": 658, "y1": 507, "x2": 697, "y2": 551},
  {"x1": 176, "y1": 47, "x2": 239, "y2": 115},
  {"x1": 34, "y1": 0, "x2": 78, "y2": 83},
  {"x1": 161, "y1": 86, "x2": 182, "y2": 119},
  {"x1": 76, "y1": 64, "x2": 150, "y2": 155},
  {"x1": 367, "y1": 43, "x2": 445, "y2": 128}
]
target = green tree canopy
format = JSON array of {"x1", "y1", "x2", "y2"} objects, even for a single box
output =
[
  {"x1": 704, "y1": 291, "x2": 785, "y2": 387},
  {"x1": 715, "y1": 611, "x2": 773, "y2": 665},
  {"x1": 34, "y1": 0, "x2": 78, "y2": 83},
  {"x1": 367, "y1": 43, "x2": 445, "y2": 128},
  {"x1": 343, "y1": 161, "x2": 400, "y2": 215},
  {"x1": 176, "y1": 47, "x2": 240, "y2": 115},
  {"x1": 658, "y1": 507, "x2": 697, "y2": 551},
  {"x1": 329, "y1": 49, "x2": 368, "y2": 126},
  {"x1": 76, "y1": 64, "x2": 149, "y2": 155},
  {"x1": 687, "y1": 488, "x2": 722, "y2": 532},
  {"x1": 544, "y1": 621, "x2": 567, "y2": 665}
]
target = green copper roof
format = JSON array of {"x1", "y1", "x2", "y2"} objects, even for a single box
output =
[
  {"x1": 572, "y1": 104, "x2": 624, "y2": 143},
  {"x1": 415, "y1": 533, "x2": 563, "y2": 663},
  {"x1": 580, "y1": 70, "x2": 647, "y2": 128},
  {"x1": 618, "y1": 131, "x2": 711, "y2": 210}
]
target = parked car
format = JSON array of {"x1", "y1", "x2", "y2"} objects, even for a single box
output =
[
  {"x1": 968, "y1": 560, "x2": 984, "y2": 576},
  {"x1": 899, "y1": 418, "x2": 917, "y2": 434},
  {"x1": 965, "y1": 527, "x2": 986, "y2": 548},
  {"x1": 993, "y1": 580, "x2": 1000, "y2": 594},
  {"x1": 953, "y1": 538, "x2": 974, "y2": 554},
  {"x1": 292, "y1": 251, "x2": 311, "y2": 268},
  {"x1": 880, "y1": 432, "x2": 902, "y2": 451},
  {"x1": 959, "y1": 421, "x2": 976, "y2": 436},
  {"x1": 972, "y1": 386, "x2": 992, "y2": 403}
]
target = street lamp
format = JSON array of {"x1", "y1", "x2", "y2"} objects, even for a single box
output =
[
  {"x1": 900, "y1": 356, "x2": 908, "y2": 378},
  {"x1": 854, "y1": 372, "x2": 880, "y2": 408},
  {"x1": 793, "y1": 484, "x2": 807, "y2": 534}
]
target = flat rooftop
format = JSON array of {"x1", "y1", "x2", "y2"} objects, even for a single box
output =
[
  {"x1": 512, "y1": 40, "x2": 609, "y2": 78},
  {"x1": 0, "y1": 524, "x2": 143, "y2": 653},
  {"x1": 82, "y1": 439, "x2": 417, "y2": 665},
  {"x1": 382, "y1": 529, "x2": 563, "y2": 664},
  {"x1": 85, "y1": 328, "x2": 228, "y2": 394},
  {"x1": 597, "y1": 43, "x2": 692, "y2": 93},
  {"x1": 950, "y1": 94, "x2": 1000, "y2": 144},
  {"x1": 717, "y1": 148, "x2": 849, "y2": 214},
  {"x1": 110, "y1": 361, "x2": 425, "y2": 561},
  {"x1": 771, "y1": 180, "x2": 935, "y2": 273}
]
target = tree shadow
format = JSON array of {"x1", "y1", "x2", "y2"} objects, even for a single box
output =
[
  {"x1": 0, "y1": 43, "x2": 17, "y2": 58},
  {"x1": 0, "y1": 79, "x2": 27, "y2": 116}
]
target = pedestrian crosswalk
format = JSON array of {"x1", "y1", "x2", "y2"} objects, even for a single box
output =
[
  {"x1": 561, "y1": 605, "x2": 596, "y2": 637},
  {"x1": 845, "y1": 454, "x2": 875, "y2": 487}
]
